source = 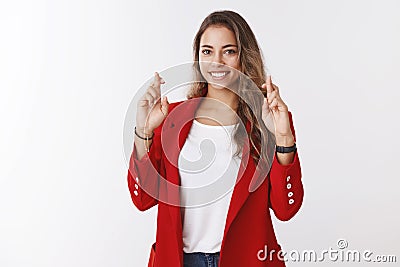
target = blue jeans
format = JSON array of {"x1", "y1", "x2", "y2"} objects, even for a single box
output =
[{"x1": 183, "y1": 251, "x2": 220, "y2": 267}]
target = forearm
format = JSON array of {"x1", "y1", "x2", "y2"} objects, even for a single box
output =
[
  {"x1": 134, "y1": 126, "x2": 154, "y2": 160},
  {"x1": 269, "y1": 151, "x2": 303, "y2": 221},
  {"x1": 129, "y1": 126, "x2": 160, "y2": 211}
]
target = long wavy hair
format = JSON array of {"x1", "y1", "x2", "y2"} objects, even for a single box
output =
[{"x1": 187, "y1": 10, "x2": 275, "y2": 172}]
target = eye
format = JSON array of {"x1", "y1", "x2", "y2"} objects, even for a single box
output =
[
  {"x1": 225, "y1": 49, "x2": 237, "y2": 55},
  {"x1": 201, "y1": 49, "x2": 211, "y2": 55}
]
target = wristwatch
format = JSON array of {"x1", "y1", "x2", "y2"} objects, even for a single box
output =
[{"x1": 276, "y1": 143, "x2": 297, "y2": 153}]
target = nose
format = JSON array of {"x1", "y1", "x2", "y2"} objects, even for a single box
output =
[{"x1": 211, "y1": 52, "x2": 225, "y2": 67}]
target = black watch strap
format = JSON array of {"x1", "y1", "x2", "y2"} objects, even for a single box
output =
[{"x1": 276, "y1": 143, "x2": 297, "y2": 153}]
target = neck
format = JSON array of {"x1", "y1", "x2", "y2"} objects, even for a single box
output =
[{"x1": 204, "y1": 84, "x2": 239, "y2": 112}]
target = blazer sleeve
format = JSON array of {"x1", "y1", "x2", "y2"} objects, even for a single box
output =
[
  {"x1": 268, "y1": 111, "x2": 304, "y2": 221},
  {"x1": 127, "y1": 124, "x2": 163, "y2": 212}
]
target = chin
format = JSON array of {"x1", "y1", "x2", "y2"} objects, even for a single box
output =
[
  {"x1": 207, "y1": 82, "x2": 227, "y2": 89},
  {"x1": 207, "y1": 79, "x2": 239, "y2": 93}
]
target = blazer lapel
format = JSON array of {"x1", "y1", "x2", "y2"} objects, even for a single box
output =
[{"x1": 221, "y1": 120, "x2": 261, "y2": 241}]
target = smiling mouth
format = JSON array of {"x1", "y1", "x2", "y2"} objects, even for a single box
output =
[{"x1": 209, "y1": 71, "x2": 230, "y2": 78}]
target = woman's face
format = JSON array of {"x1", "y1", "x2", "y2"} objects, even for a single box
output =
[{"x1": 199, "y1": 26, "x2": 241, "y2": 91}]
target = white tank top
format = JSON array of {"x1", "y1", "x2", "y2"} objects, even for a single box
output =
[{"x1": 178, "y1": 118, "x2": 242, "y2": 253}]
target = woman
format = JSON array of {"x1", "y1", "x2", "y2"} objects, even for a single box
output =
[{"x1": 128, "y1": 10, "x2": 303, "y2": 267}]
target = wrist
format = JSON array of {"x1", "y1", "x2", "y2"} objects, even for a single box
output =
[
  {"x1": 136, "y1": 126, "x2": 154, "y2": 136},
  {"x1": 276, "y1": 142, "x2": 296, "y2": 154},
  {"x1": 275, "y1": 134, "x2": 295, "y2": 147}
]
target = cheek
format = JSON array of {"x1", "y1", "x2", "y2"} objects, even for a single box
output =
[
  {"x1": 198, "y1": 52, "x2": 211, "y2": 62},
  {"x1": 228, "y1": 57, "x2": 241, "y2": 70},
  {"x1": 218, "y1": 54, "x2": 240, "y2": 71},
  {"x1": 198, "y1": 62, "x2": 209, "y2": 78}
]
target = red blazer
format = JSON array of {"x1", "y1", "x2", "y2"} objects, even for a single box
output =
[{"x1": 127, "y1": 97, "x2": 304, "y2": 267}]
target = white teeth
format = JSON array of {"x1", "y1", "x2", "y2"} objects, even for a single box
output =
[{"x1": 210, "y1": 72, "x2": 228, "y2": 77}]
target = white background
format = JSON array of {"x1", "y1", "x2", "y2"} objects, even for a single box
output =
[{"x1": 1, "y1": 0, "x2": 399, "y2": 266}]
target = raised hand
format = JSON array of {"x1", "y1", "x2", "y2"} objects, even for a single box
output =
[
  {"x1": 136, "y1": 72, "x2": 169, "y2": 134},
  {"x1": 261, "y1": 75, "x2": 294, "y2": 146}
]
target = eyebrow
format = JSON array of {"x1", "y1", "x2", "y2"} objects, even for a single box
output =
[{"x1": 200, "y1": 44, "x2": 238, "y2": 49}]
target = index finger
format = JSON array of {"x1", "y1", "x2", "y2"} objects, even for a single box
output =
[
  {"x1": 266, "y1": 75, "x2": 273, "y2": 93},
  {"x1": 152, "y1": 72, "x2": 161, "y2": 89}
]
